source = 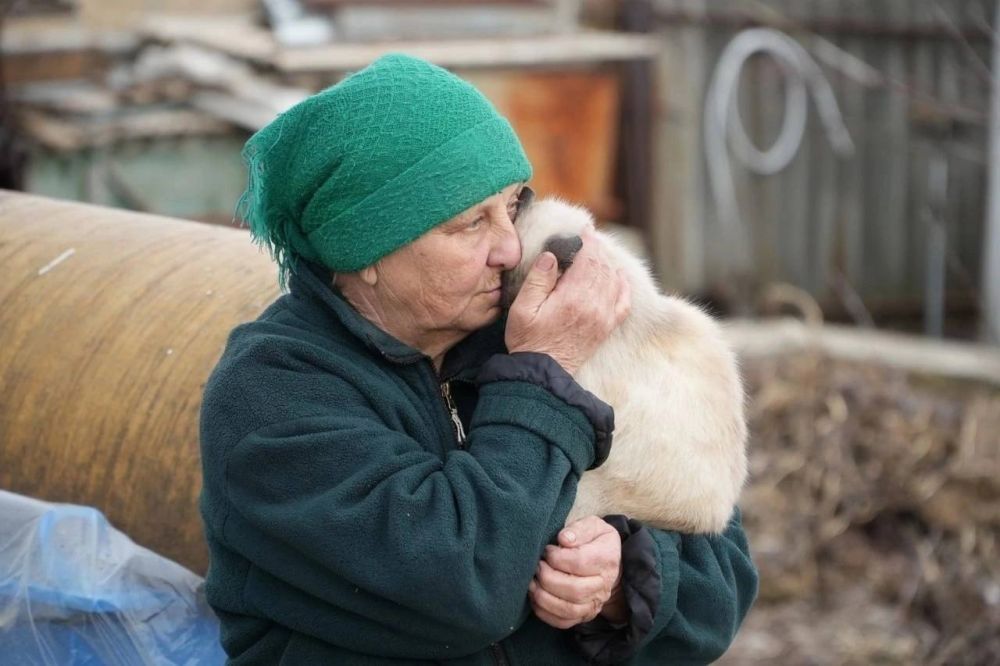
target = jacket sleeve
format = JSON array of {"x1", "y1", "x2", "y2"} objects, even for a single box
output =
[
  {"x1": 210, "y1": 348, "x2": 607, "y2": 659},
  {"x1": 570, "y1": 509, "x2": 759, "y2": 664}
]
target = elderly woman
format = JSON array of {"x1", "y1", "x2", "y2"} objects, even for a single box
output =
[{"x1": 199, "y1": 54, "x2": 757, "y2": 665}]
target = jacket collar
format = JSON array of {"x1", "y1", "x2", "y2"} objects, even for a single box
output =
[{"x1": 288, "y1": 260, "x2": 504, "y2": 379}]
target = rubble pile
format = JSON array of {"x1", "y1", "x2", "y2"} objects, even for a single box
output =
[{"x1": 722, "y1": 353, "x2": 1000, "y2": 665}]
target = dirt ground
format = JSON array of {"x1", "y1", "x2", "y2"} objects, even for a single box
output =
[{"x1": 718, "y1": 353, "x2": 1000, "y2": 666}]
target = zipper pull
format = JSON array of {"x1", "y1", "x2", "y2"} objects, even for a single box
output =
[
  {"x1": 490, "y1": 642, "x2": 510, "y2": 666},
  {"x1": 441, "y1": 382, "x2": 467, "y2": 447}
]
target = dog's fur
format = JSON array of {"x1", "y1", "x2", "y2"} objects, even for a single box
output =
[{"x1": 502, "y1": 197, "x2": 748, "y2": 534}]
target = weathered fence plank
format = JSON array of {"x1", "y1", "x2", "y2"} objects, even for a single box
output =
[{"x1": 648, "y1": 0, "x2": 992, "y2": 333}]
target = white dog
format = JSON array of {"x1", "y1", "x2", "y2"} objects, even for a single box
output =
[{"x1": 502, "y1": 192, "x2": 748, "y2": 534}]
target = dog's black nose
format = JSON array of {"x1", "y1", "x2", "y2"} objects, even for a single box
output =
[{"x1": 544, "y1": 235, "x2": 583, "y2": 272}]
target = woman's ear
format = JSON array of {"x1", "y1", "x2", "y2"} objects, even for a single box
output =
[{"x1": 360, "y1": 264, "x2": 378, "y2": 287}]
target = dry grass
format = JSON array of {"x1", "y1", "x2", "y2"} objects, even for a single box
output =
[{"x1": 720, "y1": 353, "x2": 1000, "y2": 666}]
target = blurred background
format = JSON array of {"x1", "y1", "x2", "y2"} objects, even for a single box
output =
[{"x1": 1, "y1": 1, "x2": 999, "y2": 664}]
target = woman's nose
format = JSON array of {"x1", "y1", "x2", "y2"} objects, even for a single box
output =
[{"x1": 489, "y1": 216, "x2": 522, "y2": 270}]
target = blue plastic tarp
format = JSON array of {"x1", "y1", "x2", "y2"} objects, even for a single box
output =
[{"x1": 0, "y1": 490, "x2": 225, "y2": 665}]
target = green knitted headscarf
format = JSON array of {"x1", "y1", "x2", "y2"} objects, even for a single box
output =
[{"x1": 237, "y1": 53, "x2": 533, "y2": 288}]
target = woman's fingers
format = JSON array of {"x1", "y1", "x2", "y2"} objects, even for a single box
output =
[
  {"x1": 528, "y1": 578, "x2": 603, "y2": 629},
  {"x1": 504, "y1": 229, "x2": 629, "y2": 376},
  {"x1": 535, "y1": 559, "x2": 607, "y2": 604},
  {"x1": 558, "y1": 515, "x2": 616, "y2": 548},
  {"x1": 530, "y1": 599, "x2": 582, "y2": 630},
  {"x1": 529, "y1": 515, "x2": 624, "y2": 629},
  {"x1": 544, "y1": 533, "x2": 621, "y2": 579}
]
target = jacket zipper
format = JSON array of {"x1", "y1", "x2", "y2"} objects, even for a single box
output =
[
  {"x1": 441, "y1": 379, "x2": 503, "y2": 664},
  {"x1": 489, "y1": 642, "x2": 510, "y2": 666},
  {"x1": 440, "y1": 381, "x2": 467, "y2": 448}
]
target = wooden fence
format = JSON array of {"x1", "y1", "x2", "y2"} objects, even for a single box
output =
[{"x1": 647, "y1": 0, "x2": 994, "y2": 333}]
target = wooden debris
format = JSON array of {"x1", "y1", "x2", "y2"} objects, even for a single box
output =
[
  {"x1": 320, "y1": 4, "x2": 558, "y2": 42},
  {"x1": 724, "y1": 318, "x2": 1000, "y2": 387},
  {"x1": 138, "y1": 14, "x2": 661, "y2": 71},
  {"x1": 120, "y1": 43, "x2": 309, "y2": 129},
  {"x1": 17, "y1": 108, "x2": 232, "y2": 151},
  {"x1": 9, "y1": 81, "x2": 118, "y2": 115},
  {"x1": 719, "y1": 349, "x2": 1000, "y2": 665}
]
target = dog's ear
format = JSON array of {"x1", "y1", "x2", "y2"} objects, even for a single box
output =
[
  {"x1": 513, "y1": 186, "x2": 535, "y2": 222},
  {"x1": 543, "y1": 235, "x2": 583, "y2": 272}
]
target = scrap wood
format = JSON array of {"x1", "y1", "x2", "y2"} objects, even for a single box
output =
[
  {"x1": 137, "y1": 14, "x2": 660, "y2": 72},
  {"x1": 724, "y1": 318, "x2": 1000, "y2": 387},
  {"x1": 11, "y1": 42, "x2": 309, "y2": 135},
  {"x1": 119, "y1": 43, "x2": 309, "y2": 130},
  {"x1": 2, "y1": 15, "x2": 135, "y2": 55},
  {"x1": 274, "y1": 31, "x2": 662, "y2": 72},
  {"x1": 314, "y1": 3, "x2": 559, "y2": 42},
  {"x1": 139, "y1": 14, "x2": 277, "y2": 64},
  {"x1": 189, "y1": 91, "x2": 285, "y2": 133},
  {"x1": 9, "y1": 81, "x2": 118, "y2": 115},
  {"x1": 17, "y1": 108, "x2": 232, "y2": 151}
]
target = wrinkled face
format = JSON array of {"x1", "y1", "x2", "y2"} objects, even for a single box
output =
[
  {"x1": 500, "y1": 196, "x2": 596, "y2": 308},
  {"x1": 373, "y1": 182, "x2": 526, "y2": 339}
]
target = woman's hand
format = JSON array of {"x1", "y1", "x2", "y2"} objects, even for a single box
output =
[
  {"x1": 505, "y1": 230, "x2": 630, "y2": 376},
  {"x1": 528, "y1": 516, "x2": 626, "y2": 629}
]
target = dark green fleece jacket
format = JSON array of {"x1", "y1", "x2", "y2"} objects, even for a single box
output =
[{"x1": 199, "y1": 261, "x2": 758, "y2": 665}]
